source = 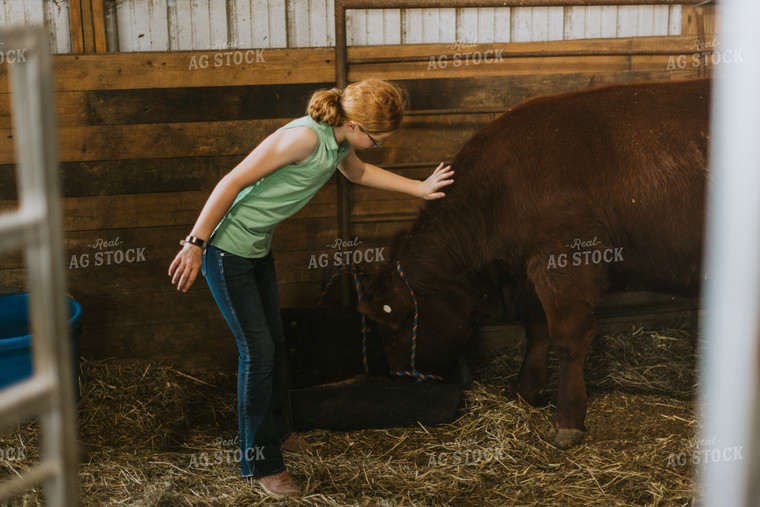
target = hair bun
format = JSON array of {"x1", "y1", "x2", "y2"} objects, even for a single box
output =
[{"x1": 306, "y1": 88, "x2": 343, "y2": 126}]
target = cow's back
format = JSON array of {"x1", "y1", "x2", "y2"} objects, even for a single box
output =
[{"x1": 428, "y1": 78, "x2": 710, "y2": 293}]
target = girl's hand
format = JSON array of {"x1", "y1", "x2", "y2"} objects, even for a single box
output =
[
  {"x1": 418, "y1": 163, "x2": 454, "y2": 200},
  {"x1": 169, "y1": 243, "x2": 203, "y2": 293}
]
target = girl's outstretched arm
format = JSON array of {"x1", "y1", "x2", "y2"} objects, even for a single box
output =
[{"x1": 338, "y1": 151, "x2": 454, "y2": 200}]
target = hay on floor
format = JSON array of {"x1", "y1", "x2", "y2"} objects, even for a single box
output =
[{"x1": 0, "y1": 326, "x2": 698, "y2": 506}]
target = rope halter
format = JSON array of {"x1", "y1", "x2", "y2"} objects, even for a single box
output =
[
  {"x1": 318, "y1": 259, "x2": 370, "y2": 376},
  {"x1": 390, "y1": 261, "x2": 445, "y2": 383},
  {"x1": 317, "y1": 259, "x2": 445, "y2": 383}
]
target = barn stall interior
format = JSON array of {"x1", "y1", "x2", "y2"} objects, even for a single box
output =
[{"x1": 0, "y1": 0, "x2": 726, "y2": 504}]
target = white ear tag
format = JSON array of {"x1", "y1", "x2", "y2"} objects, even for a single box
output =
[{"x1": 383, "y1": 305, "x2": 392, "y2": 314}]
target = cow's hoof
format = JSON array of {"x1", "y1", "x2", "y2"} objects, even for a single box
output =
[{"x1": 551, "y1": 429, "x2": 585, "y2": 449}]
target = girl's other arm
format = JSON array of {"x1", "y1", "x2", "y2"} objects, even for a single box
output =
[{"x1": 169, "y1": 127, "x2": 317, "y2": 292}]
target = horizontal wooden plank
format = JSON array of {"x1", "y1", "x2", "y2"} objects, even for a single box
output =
[
  {"x1": 0, "y1": 48, "x2": 337, "y2": 93},
  {"x1": 75, "y1": 289, "x2": 221, "y2": 327},
  {"x1": 0, "y1": 118, "x2": 286, "y2": 165},
  {"x1": 347, "y1": 35, "x2": 710, "y2": 61},
  {"x1": 0, "y1": 156, "x2": 232, "y2": 201},
  {"x1": 1, "y1": 186, "x2": 341, "y2": 235},
  {"x1": 0, "y1": 91, "x2": 90, "y2": 141},
  {"x1": 0, "y1": 36, "x2": 716, "y2": 95},
  {"x1": 86, "y1": 82, "x2": 328, "y2": 126},
  {"x1": 347, "y1": 35, "x2": 716, "y2": 81},
  {"x1": 350, "y1": 55, "x2": 631, "y2": 81},
  {"x1": 60, "y1": 192, "x2": 205, "y2": 231}
]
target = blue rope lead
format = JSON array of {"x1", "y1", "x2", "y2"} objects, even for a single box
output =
[
  {"x1": 318, "y1": 260, "x2": 369, "y2": 376},
  {"x1": 390, "y1": 261, "x2": 445, "y2": 383}
]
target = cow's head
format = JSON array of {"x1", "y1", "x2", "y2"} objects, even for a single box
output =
[{"x1": 359, "y1": 251, "x2": 478, "y2": 379}]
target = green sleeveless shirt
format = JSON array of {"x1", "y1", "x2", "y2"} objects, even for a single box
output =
[{"x1": 211, "y1": 116, "x2": 351, "y2": 258}]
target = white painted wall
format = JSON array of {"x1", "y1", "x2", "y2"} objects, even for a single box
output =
[
  {"x1": 0, "y1": 0, "x2": 70, "y2": 54},
  {"x1": 0, "y1": 1, "x2": 684, "y2": 53}
]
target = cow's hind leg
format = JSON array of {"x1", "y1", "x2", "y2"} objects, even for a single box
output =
[
  {"x1": 529, "y1": 259, "x2": 604, "y2": 449},
  {"x1": 541, "y1": 300, "x2": 595, "y2": 449}
]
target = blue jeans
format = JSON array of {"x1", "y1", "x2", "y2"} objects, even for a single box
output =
[{"x1": 202, "y1": 245, "x2": 291, "y2": 477}]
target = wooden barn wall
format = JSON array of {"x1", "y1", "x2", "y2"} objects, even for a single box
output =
[{"x1": 0, "y1": 15, "x2": 716, "y2": 370}]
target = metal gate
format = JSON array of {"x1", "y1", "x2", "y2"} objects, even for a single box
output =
[{"x1": 0, "y1": 26, "x2": 80, "y2": 506}]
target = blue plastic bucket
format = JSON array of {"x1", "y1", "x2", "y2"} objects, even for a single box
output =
[{"x1": 0, "y1": 293, "x2": 82, "y2": 389}]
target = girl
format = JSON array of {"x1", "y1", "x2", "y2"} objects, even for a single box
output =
[{"x1": 168, "y1": 78, "x2": 453, "y2": 497}]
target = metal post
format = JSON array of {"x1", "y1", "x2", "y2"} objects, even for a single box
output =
[{"x1": 699, "y1": 0, "x2": 760, "y2": 504}]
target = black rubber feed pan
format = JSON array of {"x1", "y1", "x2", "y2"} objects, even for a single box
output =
[{"x1": 282, "y1": 308, "x2": 472, "y2": 431}]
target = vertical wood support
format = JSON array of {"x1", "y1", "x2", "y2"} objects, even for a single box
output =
[
  {"x1": 69, "y1": 0, "x2": 108, "y2": 54},
  {"x1": 334, "y1": 0, "x2": 353, "y2": 307}
]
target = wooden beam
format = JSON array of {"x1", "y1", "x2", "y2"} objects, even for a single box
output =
[
  {"x1": 80, "y1": 0, "x2": 95, "y2": 53},
  {"x1": 68, "y1": 0, "x2": 85, "y2": 54},
  {"x1": 90, "y1": 0, "x2": 108, "y2": 53}
]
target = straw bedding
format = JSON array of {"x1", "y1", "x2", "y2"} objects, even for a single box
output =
[{"x1": 0, "y1": 325, "x2": 697, "y2": 506}]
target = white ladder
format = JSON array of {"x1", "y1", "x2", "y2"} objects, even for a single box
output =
[{"x1": 0, "y1": 27, "x2": 79, "y2": 505}]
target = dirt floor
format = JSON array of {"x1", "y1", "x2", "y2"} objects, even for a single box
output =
[{"x1": 0, "y1": 325, "x2": 698, "y2": 506}]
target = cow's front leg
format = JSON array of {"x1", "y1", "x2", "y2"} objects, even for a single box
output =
[{"x1": 516, "y1": 322, "x2": 550, "y2": 406}]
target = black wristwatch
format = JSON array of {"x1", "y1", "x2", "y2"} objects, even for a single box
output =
[{"x1": 180, "y1": 235, "x2": 206, "y2": 249}]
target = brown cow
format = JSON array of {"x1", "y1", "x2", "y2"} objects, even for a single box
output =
[{"x1": 359, "y1": 78, "x2": 710, "y2": 448}]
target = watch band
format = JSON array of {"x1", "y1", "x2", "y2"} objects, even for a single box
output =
[{"x1": 180, "y1": 235, "x2": 206, "y2": 249}]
